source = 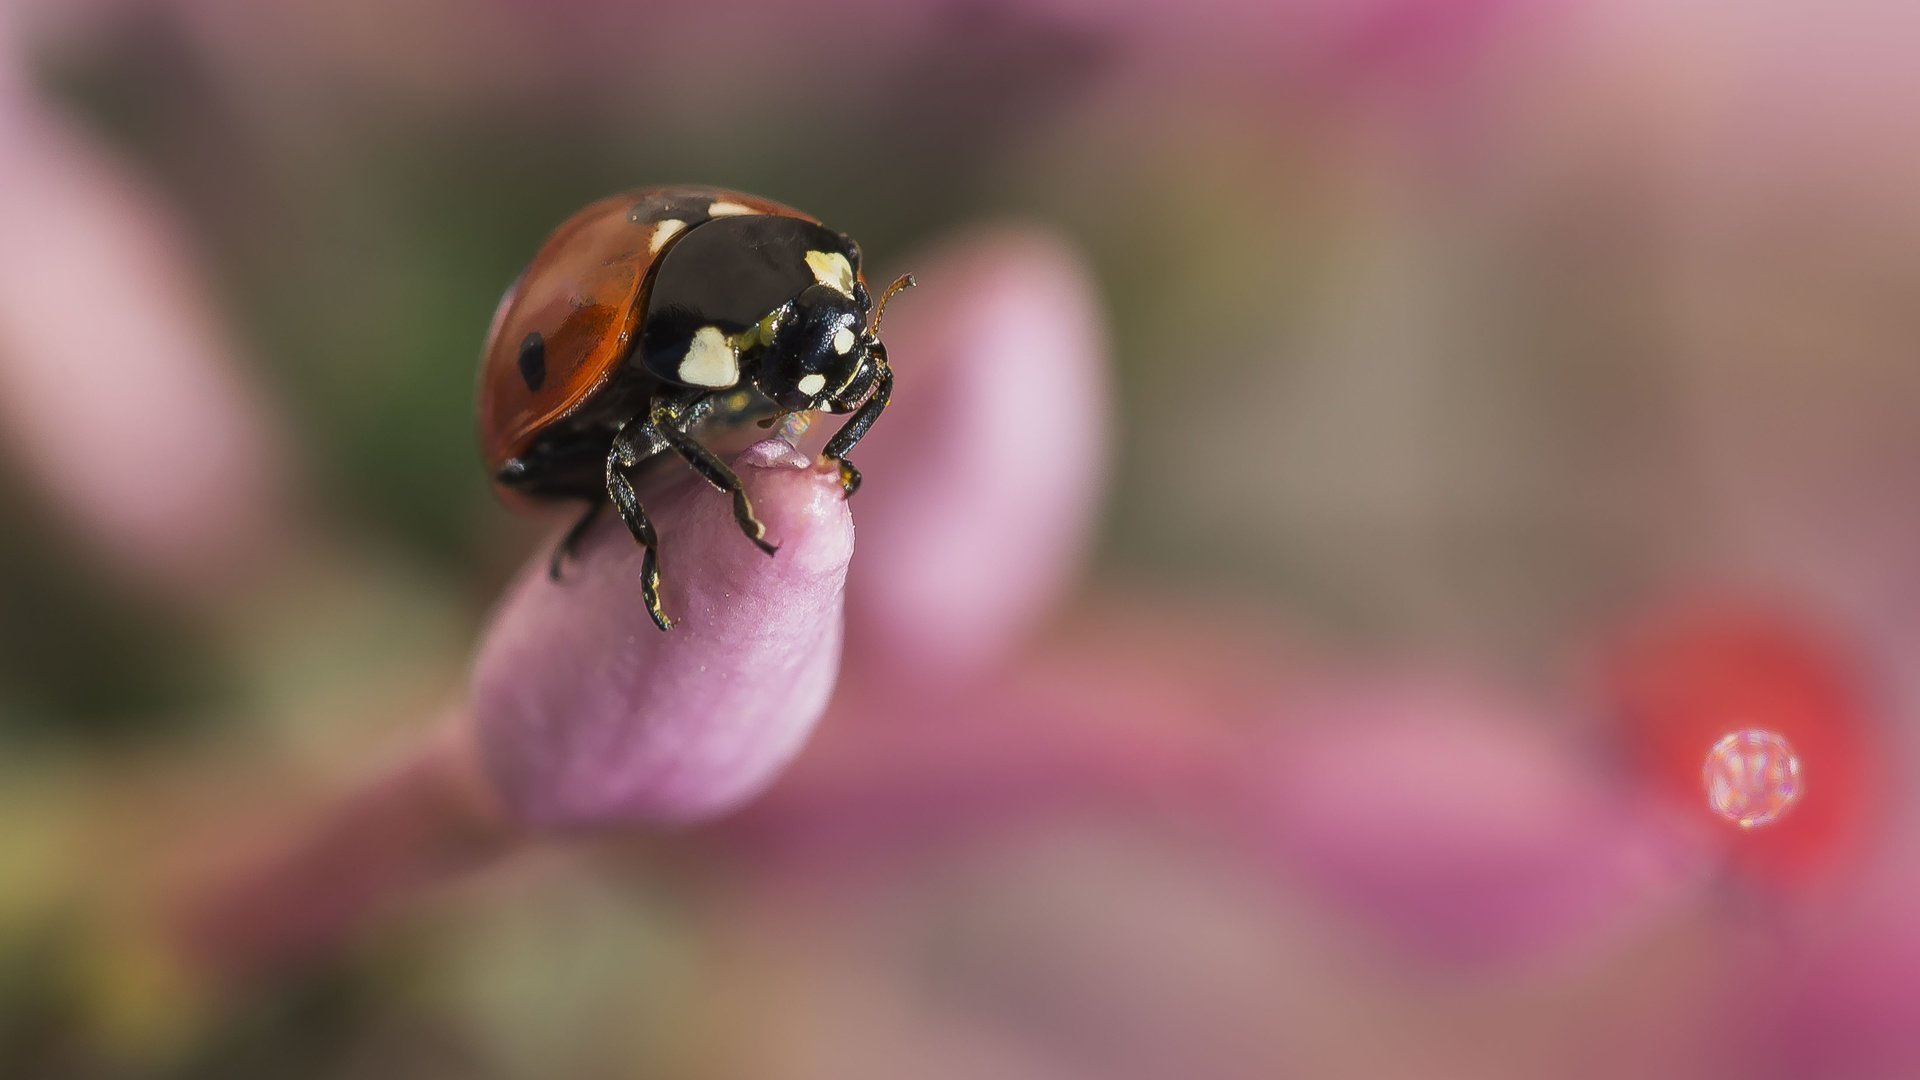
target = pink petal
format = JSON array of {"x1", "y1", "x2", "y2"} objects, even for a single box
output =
[
  {"x1": 0, "y1": 69, "x2": 291, "y2": 599},
  {"x1": 1760, "y1": 863, "x2": 1920, "y2": 1078},
  {"x1": 710, "y1": 598, "x2": 1296, "y2": 873},
  {"x1": 471, "y1": 440, "x2": 854, "y2": 827},
  {"x1": 841, "y1": 226, "x2": 1109, "y2": 688},
  {"x1": 1238, "y1": 677, "x2": 1706, "y2": 966}
]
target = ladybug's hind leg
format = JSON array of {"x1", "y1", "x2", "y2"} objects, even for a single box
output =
[
  {"x1": 607, "y1": 425, "x2": 674, "y2": 631},
  {"x1": 546, "y1": 500, "x2": 604, "y2": 582}
]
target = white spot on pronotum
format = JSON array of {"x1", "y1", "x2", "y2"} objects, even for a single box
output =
[
  {"x1": 796, "y1": 373, "x2": 827, "y2": 396},
  {"x1": 648, "y1": 218, "x2": 687, "y2": 254},
  {"x1": 805, "y1": 250, "x2": 855, "y2": 297},
  {"x1": 707, "y1": 200, "x2": 756, "y2": 217},
  {"x1": 831, "y1": 326, "x2": 856, "y2": 354},
  {"x1": 678, "y1": 326, "x2": 739, "y2": 387}
]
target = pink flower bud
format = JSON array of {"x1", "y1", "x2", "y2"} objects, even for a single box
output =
[{"x1": 472, "y1": 439, "x2": 854, "y2": 827}]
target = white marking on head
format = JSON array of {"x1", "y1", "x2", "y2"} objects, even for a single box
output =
[
  {"x1": 805, "y1": 250, "x2": 855, "y2": 297},
  {"x1": 648, "y1": 218, "x2": 687, "y2": 255},
  {"x1": 796, "y1": 373, "x2": 827, "y2": 397},
  {"x1": 707, "y1": 200, "x2": 756, "y2": 217},
  {"x1": 831, "y1": 326, "x2": 856, "y2": 355},
  {"x1": 678, "y1": 326, "x2": 740, "y2": 387}
]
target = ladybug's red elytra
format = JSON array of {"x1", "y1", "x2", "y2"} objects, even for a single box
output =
[{"x1": 477, "y1": 186, "x2": 911, "y2": 630}]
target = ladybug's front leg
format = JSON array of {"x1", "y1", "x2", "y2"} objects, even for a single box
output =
[
  {"x1": 821, "y1": 364, "x2": 893, "y2": 498},
  {"x1": 651, "y1": 398, "x2": 779, "y2": 557}
]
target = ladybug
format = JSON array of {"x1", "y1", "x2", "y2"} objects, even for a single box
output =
[{"x1": 477, "y1": 186, "x2": 911, "y2": 630}]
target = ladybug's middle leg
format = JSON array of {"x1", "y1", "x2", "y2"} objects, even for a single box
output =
[
  {"x1": 607, "y1": 424, "x2": 674, "y2": 632},
  {"x1": 650, "y1": 399, "x2": 779, "y2": 557}
]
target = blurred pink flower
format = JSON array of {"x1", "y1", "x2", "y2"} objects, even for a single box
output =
[
  {"x1": 1234, "y1": 676, "x2": 1704, "y2": 966},
  {"x1": 1761, "y1": 862, "x2": 1920, "y2": 1078},
  {"x1": 0, "y1": 42, "x2": 293, "y2": 602},
  {"x1": 837, "y1": 226, "x2": 1109, "y2": 688}
]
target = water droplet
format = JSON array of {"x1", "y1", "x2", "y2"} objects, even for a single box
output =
[{"x1": 1703, "y1": 729, "x2": 1803, "y2": 828}]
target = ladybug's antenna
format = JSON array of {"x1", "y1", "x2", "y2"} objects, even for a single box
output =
[{"x1": 868, "y1": 273, "x2": 916, "y2": 338}]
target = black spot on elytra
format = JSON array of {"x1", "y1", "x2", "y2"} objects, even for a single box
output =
[{"x1": 517, "y1": 332, "x2": 546, "y2": 391}]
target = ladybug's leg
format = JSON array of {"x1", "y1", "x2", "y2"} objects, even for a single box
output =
[
  {"x1": 607, "y1": 427, "x2": 674, "y2": 632},
  {"x1": 650, "y1": 399, "x2": 779, "y2": 557},
  {"x1": 821, "y1": 365, "x2": 893, "y2": 498},
  {"x1": 546, "y1": 500, "x2": 604, "y2": 582}
]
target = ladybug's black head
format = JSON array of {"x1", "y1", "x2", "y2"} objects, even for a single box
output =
[{"x1": 756, "y1": 283, "x2": 883, "y2": 414}]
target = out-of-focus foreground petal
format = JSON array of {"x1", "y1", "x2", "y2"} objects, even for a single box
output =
[
  {"x1": 1235, "y1": 678, "x2": 1708, "y2": 966},
  {"x1": 839, "y1": 226, "x2": 1109, "y2": 688},
  {"x1": 716, "y1": 596, "x2": 1298, "y2": 874},
  {"x1": 0, "y1": 61, "x2": 291, "y2": 599},
  {"x1": 472, "y1": 440, "x2": 854, "y2": 828},
  {"x1": 1758, "y1": 862, "x2": 1920, "y2": 1079}
]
